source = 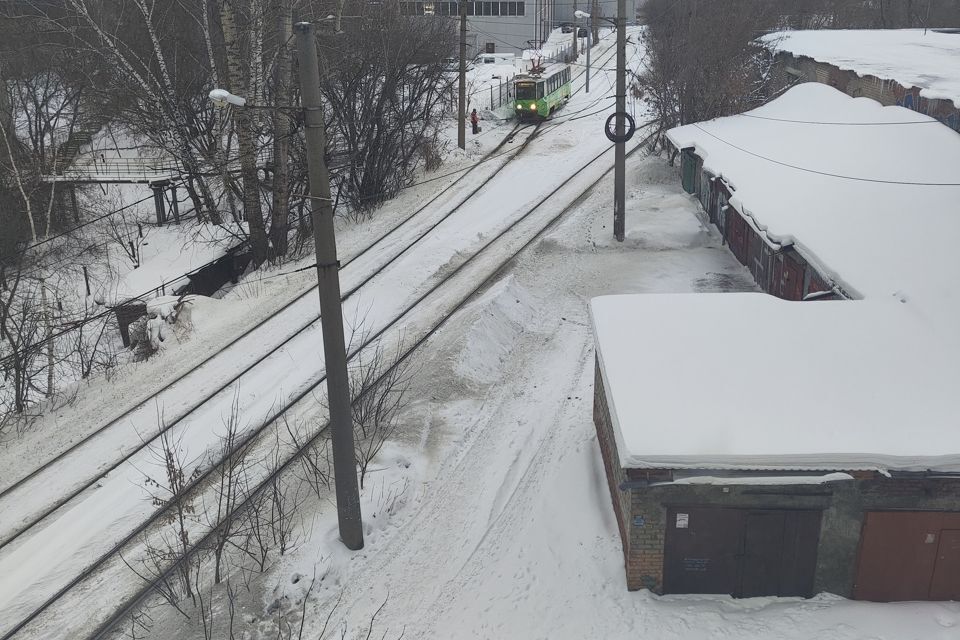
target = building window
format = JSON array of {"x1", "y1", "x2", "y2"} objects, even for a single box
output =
[
  {"x1": 486, "y1": 42, "x2": 495, "y2": 53},
  {"x1": 400, "y1": 0, "x2": 523, "y2": 16}
]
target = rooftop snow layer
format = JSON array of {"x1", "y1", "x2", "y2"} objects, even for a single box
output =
[
  {"x1": 763, "y1": 28, "x2": 960, "y2": 106},
  {"x1": 593, "y1": 84, "x2": 960, "y2": 472},
  {"x1": 591, "y1": 293, "x2": 960, "y2": 473},
  {"x1": 667, "y1": 83, "x2": 960, "y2": 326}
]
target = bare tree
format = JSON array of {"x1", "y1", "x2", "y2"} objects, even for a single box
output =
[
  {"x1": 127, "y1": 412, "x2": 204, "y2": 608},
  {"x1": 318, "y1": 4, "x2": 457, "y2": 213},
  {"x1": 638, "y1": 0, "x2": 779, "y2": 152},
  {"x1": 204, "y1": 389, "x2": 251, "y2": 584},
  {"x1": 349, "y1": 336, "x2": 414, "y2": 489}
]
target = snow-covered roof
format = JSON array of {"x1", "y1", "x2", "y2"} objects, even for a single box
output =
[
  {"x1": 667, "y1": 82, "x2": 960, "y2": 324},
  {"x1": 762, "y1": 29, "x2": 960, "y2": 106},
  {"x1": 591, "y1": 293, "x2": 960, "y2": 473},
  {"x1": 591, "y1": 84, "x2": 960, "y2": 473}
]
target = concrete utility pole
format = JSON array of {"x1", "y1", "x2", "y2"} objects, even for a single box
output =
[
  {"x1": 458, "y1": 1, "x2": 467, "y2": 150},
  {"x1": 591, "y1": 0, "x2": 599, "y2": 44},
  {"x1": 572, "y1": 0, "x2": 578, "y2": 61},
  {"x1": 614, "y1": 0, "x2": 626, "y2": 242},
  {"x1": 585, "y1": 28, "x2": 591, "y2": 93},
  {"x1": 294, "y1": 21, "x2": 364, "y2": 551}
]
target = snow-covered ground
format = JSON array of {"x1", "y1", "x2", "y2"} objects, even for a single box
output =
[
  {"x1": 0, "y1": 30, "x2": 637, "y2": 639},
  {"x1": 138, "y1": 138, "x2": 957, "y2": 640},
  {"x1": 5, "y1": 27, "x2": 957, "y2": 640}
]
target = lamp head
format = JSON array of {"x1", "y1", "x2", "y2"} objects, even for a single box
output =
[{"x1": 209, "y1": 89, "x2": 246, "y2": 108}]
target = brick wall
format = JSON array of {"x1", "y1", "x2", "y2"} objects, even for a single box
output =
[
  {"x1": 773, "y1": 52, "x2": 960, "y2": 132},
  {"x1": 593, "y1": 357, "x2": 632, "y2": 575},
  {"x1": 593, "y1": 355, "x2": 670, "y2": 591}
]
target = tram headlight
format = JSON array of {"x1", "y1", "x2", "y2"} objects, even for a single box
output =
[
  {"x1": 516, "y1": 103, "x2": 522, "y2": 110},
  {"x1": 530, "y1": 103, "x2": 537, "y2": 111}
]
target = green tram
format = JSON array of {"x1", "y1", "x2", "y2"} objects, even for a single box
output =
[{"x1": 513, "y1": 64, "x2": 571, "y2": 121}]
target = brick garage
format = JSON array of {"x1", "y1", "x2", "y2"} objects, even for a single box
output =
[
  {"x1": 588, "y1": 83, "x2": 960, "y2": 601},
  {"x1": 592, "y1": 351, "x2": 960, "y2": 600}
]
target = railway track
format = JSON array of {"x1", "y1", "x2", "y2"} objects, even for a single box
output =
[
  {"x1": 0, "y1": 121, "x2": 540, "y2": 551},
  {"x1": 0, "y1": 123, "x2": 551, "y2": 640},
  {"x1": 81, "y1": 128, "x2": 651, "y2": 640},
  {"x1": 0, "y1": 34, "x2": 631, "y2": 640}
]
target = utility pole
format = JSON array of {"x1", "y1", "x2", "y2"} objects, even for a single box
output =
[
  {"x1": 294, "y1": 22, "x2": 364, "y2": 551},
  {"x1": 583, "y1": 11, "x2": 591, "y2": 93},
  {"x1": 572, "y1": 0, "x2": 578, "y2": 59},
  {"x1": 614, "y1": 0, "x2": 626, "y2": 241},
  {"x1": 458, "y1": 1, "x2": 467, "y2": 150},
  {"x1": 591, "y1": 0, "x2": 599, "y2": 44}
]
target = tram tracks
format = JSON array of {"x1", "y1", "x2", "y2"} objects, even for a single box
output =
[
  {"x1": 0, "y1": 121, "x2": 540, "y2": 552},
  {"x1": 0, "y1": 122, "x2": 547, "y2": 640},
  {"x1": 79, "y1": 130, "x2": 651, "y2": 640},
  {"x1": 1, "y1": 35, "x2": 632, "y2": 639}
]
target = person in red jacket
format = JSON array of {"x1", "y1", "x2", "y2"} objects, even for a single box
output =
[{"x1": 470, "y1": 109, "x2": 479, "y2": 134}]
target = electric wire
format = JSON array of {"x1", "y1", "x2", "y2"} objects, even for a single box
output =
[{"x1": 692, "y1": 123, "x2": 960, "y2": 186}]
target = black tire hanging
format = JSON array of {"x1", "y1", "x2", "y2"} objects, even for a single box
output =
[{"x1": 604, "y1": 112, "x2": 636, "y2": 143}]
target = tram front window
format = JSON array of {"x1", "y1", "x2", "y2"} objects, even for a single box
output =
[{"x1": 516, "y1": 83, "x2": 536, "y2": 100}]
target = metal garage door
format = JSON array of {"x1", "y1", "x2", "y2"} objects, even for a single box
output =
[
  {"x1": 663, "y1": 507, "x2": 821, "y2": 597},
  {"x1": 854, "y1": 511, "x2": 960, "y2": 601}
]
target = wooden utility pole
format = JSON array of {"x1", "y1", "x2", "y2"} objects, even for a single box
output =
[
  {"x1": 295, "y1": 21, "x2": 364, "y2": 551},
  {"x1": 458, "y1": 1, "x2": 467, "y2": 150}
]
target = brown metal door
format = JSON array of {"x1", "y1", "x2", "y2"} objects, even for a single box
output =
[
  {"x1": 782, "y1": 256, "x2": 805, "y2": 301},
  {"x1": 930, "y1": 530, "x2": 960, "y2": 600},
  {"x1": 778, "y1": 510, "x2": 822, "y2": 597},
  {"x1": 740, "y1": 512, "x2": 786, "y2": 597},
  {"x1": 665, "y1": 508, "x2": 822, "y2": 597},
  {"x1": 663, "y1": 507, "x2": 743, "y2": 595},
  {"x1": 854, "y1": 511, "x2": 943, "y2": 601}
]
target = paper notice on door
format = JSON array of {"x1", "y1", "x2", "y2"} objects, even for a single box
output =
[{"x1": 676, "y1": 513, "x2": 689, "y2": 529}]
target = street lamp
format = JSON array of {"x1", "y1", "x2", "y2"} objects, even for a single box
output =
[
  {"x1": 574, "y1": 7, "x2": 628, "y2": 242},
  {"x1": 208, "y1": 22, "x2": 365, "y2": 551}
]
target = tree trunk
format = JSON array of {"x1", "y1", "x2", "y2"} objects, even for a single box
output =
[
  {"x1": 219, "y1": 0, "x2": 269, "y2": 266},
  {"x1": 269, "y1": 0, "x2": 292, "y2": 259}
]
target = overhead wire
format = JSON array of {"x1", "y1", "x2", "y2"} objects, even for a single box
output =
[{"x1": 691, "y1": 123, "x2": 960, "y2": 186}]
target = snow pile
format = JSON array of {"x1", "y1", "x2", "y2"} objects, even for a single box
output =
[
  {"x1": 763, "y1": 29, "x2": 960, "y2": 106},
  {"x1": 454, "y1": 276, "x2": 540, "y2": 385},
  {"x1": 114, "y1": 223, "x2": 242, "y2": 301}
]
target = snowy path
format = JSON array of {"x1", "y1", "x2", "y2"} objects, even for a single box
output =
[{"x1": 0, "y1": 32, "x2": 635, "y2": 639}]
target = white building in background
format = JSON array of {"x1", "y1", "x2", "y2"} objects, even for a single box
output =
[{"x1": 399, "y1": 0, "x2": 636, "y2": 55}]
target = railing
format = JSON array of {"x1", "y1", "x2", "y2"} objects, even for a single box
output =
[{"x1": 58, "y1": 157, "x2": 179, "y2": 179}]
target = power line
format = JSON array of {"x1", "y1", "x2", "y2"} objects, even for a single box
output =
[
  {"x1": 692, "y1": 124, "x2": 960, "y2": 186},
  {"x1": 5, "y1": 188, "x2": 176, "y2": 263},
  {"x1": 741, "y1": 113, "x2": 940, "y2": 126}
]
